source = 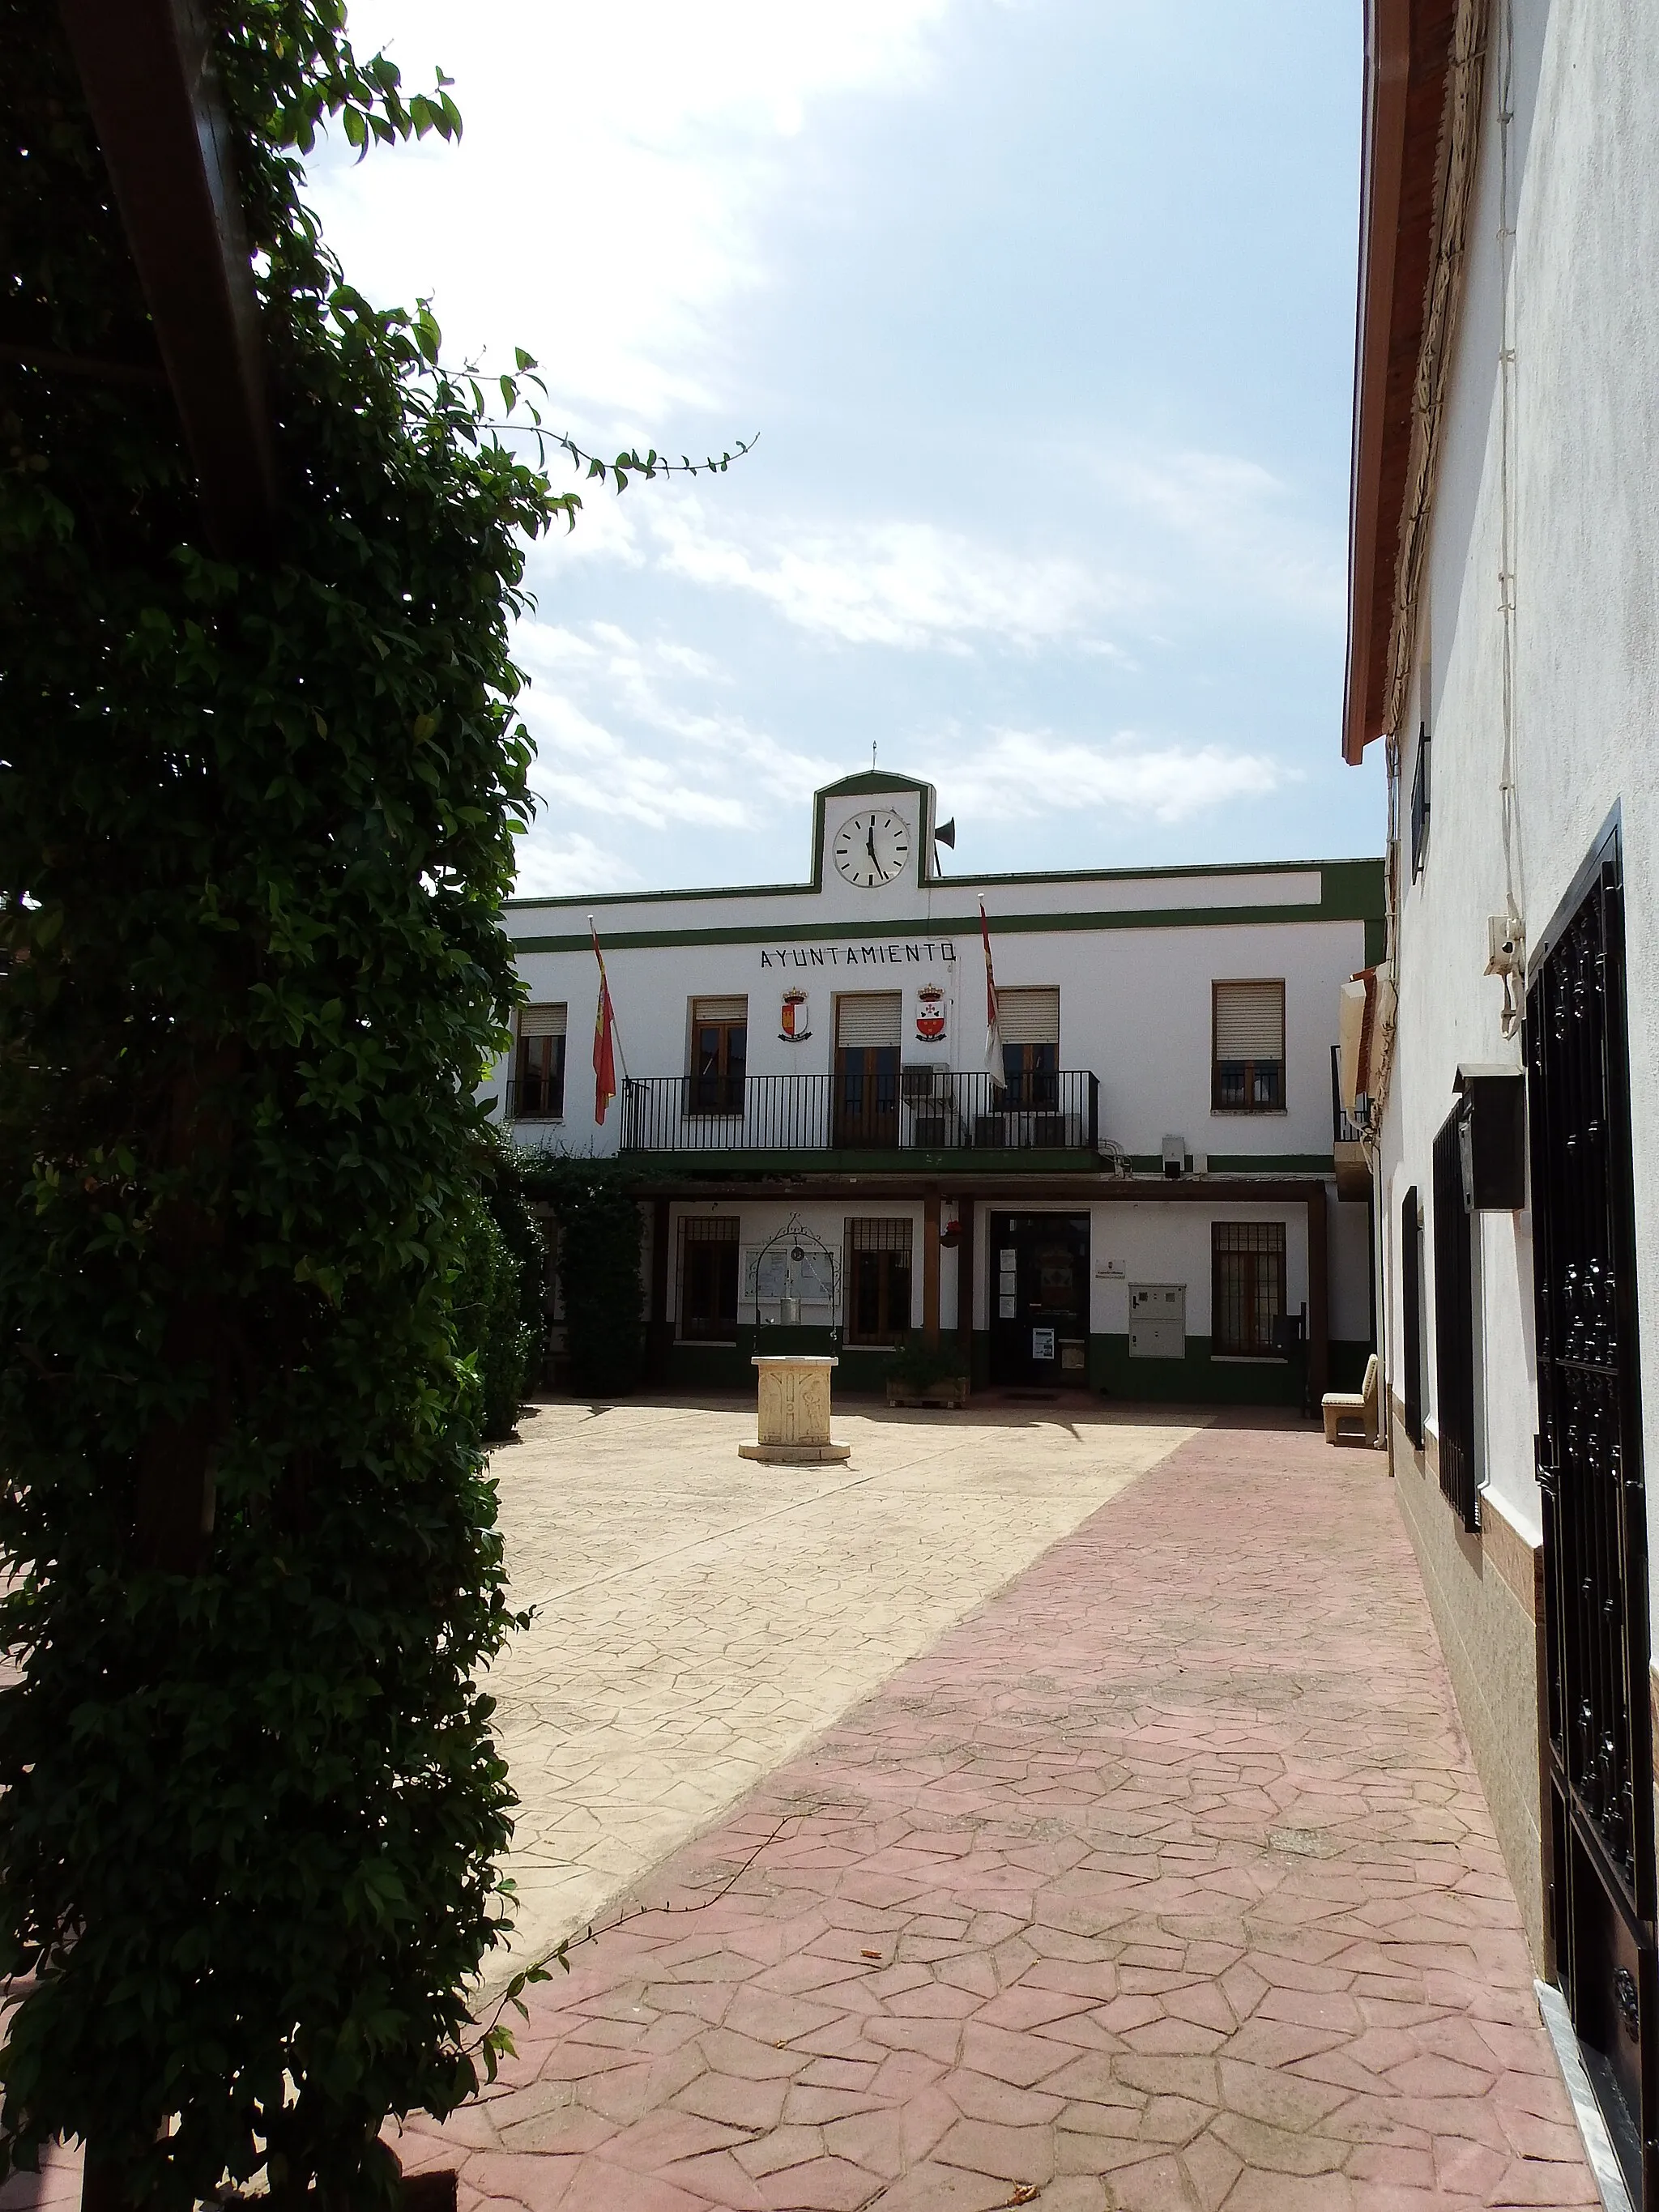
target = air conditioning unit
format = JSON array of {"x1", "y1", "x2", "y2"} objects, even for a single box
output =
[
  {"x1": 901, "y1": 1064, "x2": 941, "y2": 1102},
  {"x1": 1162, "y1": 1133, "x2": 1187, "y2": 1180}
]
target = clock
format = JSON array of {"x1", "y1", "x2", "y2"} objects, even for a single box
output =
[{"x1": 832, "y1": 808, "x2": 911, "y2": 888}]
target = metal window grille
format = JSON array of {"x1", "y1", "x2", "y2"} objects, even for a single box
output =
[
  {"x1": 1401, "y1": 1184, "x2": 1423, "y2": 1448},
  {"x1": 847, "y1": 1217, "x2": 913, "y2": 1345},
  {"x1": 1213, "y1": 981, "x2": 1286, "y2": 1112},
  {"x1": 1410, "y1": 730, "x2": 1431, "y2": 880},
  {"x1": 1432, "y1": 1104, "x2": 1478, "y2": 1528},
  {"x1": 677, "y1": 1213, "x2": 740, "y2": 1341},
  {"x1": 848, "y1": 1217, "x2": 913, "y2": 1251},
  {"x1": 1211, "y1": 1222, "x2": 1286, "y2": 1356}
]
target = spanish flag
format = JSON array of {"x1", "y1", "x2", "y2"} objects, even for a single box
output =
[{"x1": 591, "y1": 918, "x2": 618, "y2": 1125}]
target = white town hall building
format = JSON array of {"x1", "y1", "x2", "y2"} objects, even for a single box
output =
[{"x1": 488, "y1": 769, "x2": 1381, "y2": 1406}]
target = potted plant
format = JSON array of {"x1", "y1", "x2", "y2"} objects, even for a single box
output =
[{"x1": 885, "y1": 1332, "x2": 970, "y2": 1409}]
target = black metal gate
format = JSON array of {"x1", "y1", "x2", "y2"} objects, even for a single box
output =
[{"x1": 1529, "y1": 818, "x2": 1657, "y2": 2204}]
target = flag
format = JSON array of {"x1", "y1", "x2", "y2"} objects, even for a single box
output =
[
  {"x1": 979, "y1": 896, "x2": 1005, "y2": 1092},
  {"x1": 591, "y1": 919, "x2": 618, "y2": 1125}
]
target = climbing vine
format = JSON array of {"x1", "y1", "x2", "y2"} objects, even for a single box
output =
[
  {"x1": 0, "y1": 0, "x2": 587, "y2": 2199},
  {"x1": 515, "y1": 1157, "x2": 646, "y2": 1399}
]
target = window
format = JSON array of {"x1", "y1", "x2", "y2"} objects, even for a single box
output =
[
  {"x1": 1213, "y1": 980, "x2": 1286, "y2": 1112},
  {"x1": 689, "y1": 996, "x2": 746, "y2": 1115},
  {"x1": 1212, "y1": 1222, "x2": 1286, "y2": 1355},
  {"x1": 847, "y1": 1217, "x2": 913, "y2": 1345},
  {"x1": 997, "y1": 987, "x2": 1060, "y2": 1108},
  {"x1": 835, "y1": 994, "x2": 902, "y2": 1147},
  {"x1": 1401, "y1": 1184, "x2": 1423, "y2": 1448},
  {"x1": 1410, "y1": 729, "x2": 1431, "y2": 880},
  {"x1": 1432, "y1": 1105, "x2": 1478, "y2": 1528},
  {"x1": 515, "y1": 1004, "x2": 566, "y2": 1119},
  {"x1": 678, "y1": 1215, "x2": 739, "y2": 1341}
]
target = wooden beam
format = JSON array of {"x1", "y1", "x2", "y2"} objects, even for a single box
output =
[{"x1": 58, "y1": 0, "x2": 277, "y2": 557}]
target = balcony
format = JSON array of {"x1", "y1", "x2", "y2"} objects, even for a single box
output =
[
  {"x1": 620, "y1": 1069, "x2": 1100, "y2": 1160},
  {"x1": 1331, "y1": 1045, "x2": 1369, "y2": 1200}
]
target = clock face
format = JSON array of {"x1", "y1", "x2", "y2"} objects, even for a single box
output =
[{"x1": 833, "y1": 808, "x2": 911, "y2": 888}]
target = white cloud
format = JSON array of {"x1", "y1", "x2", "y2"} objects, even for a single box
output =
[
  {"x1": 933, "y1": 728, "x2": 1294, "y2": 825},
  {"x1": 645, "y1": 501, "x2": 1132, "y2": 651},
  {"x1": 1107, "y1": 448, "x2": 1343, "y2": 622},
  {"x1": 511, "y1": 829, "x2": 642, "y2": 899},
  {"x1": 305, "y1": 0, "x2": 964, "y2": 423}
]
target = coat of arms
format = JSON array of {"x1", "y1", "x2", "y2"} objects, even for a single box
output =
[
  {"x1": 915, "y1": 984, "x2": 946, "y2": 1043},
  {"x1": 778, "y1": 987, "x2": 811, "y2": 1042}
]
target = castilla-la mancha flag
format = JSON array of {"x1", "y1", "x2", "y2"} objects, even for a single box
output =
[{"x1": 591, "y1": 919, "x2": 618, "y2": 1125}]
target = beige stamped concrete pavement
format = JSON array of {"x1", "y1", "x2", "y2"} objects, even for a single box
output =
[{"x1": 484, "y1": 1397, "x2": 1205, "y2": 1989}]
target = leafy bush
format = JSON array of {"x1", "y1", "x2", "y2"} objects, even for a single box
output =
[
  {"x1": 886, "y1": 1332, "x2": 970, "y2": 1392},
  {"x1": 0, "y1": 1, "x2": 574, "y2": 2200},
  {"x1": 453, "y1": 1203, "x2": 536, "y2": 1442},
  {"x1": 518, "y1": 1158, "x2": 645, "y2": 1398}
]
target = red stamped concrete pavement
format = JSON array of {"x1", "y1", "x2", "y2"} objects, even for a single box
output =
[{"x1": 396, "y1": 1413, "x2": 1596, "y2": 2210}]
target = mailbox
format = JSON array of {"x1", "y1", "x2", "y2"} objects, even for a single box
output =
[
  {"x1": 1455, "y1": 1065, "x2": 1527, "y2": 1212},
  {"x1": 1129, "y1": 1283, "x2": 1186, "y2": 1359}
]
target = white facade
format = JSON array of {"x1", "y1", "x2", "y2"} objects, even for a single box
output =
[
  {"x1": 1346, "y1": 0, "x2": 1659, "y2": 2133},
  {"x1": 497, "y1": 771, "x2": 1378, "y2": 1400}
]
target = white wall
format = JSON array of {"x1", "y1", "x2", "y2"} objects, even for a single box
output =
[
  {"x1": 1377, "y1": 0, "x2": 1659, "y2": 1567},
  {"x1": 494, "y1": 909, "x2": 1369, "y2": 1166}
]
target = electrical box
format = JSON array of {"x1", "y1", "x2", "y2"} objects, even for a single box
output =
[
  {"x1": 1455, "y1": 1066, "x2": 1527, "y2": 1212},
  {"x1": 1161, "y1": 1134, "x2": 1187, "y2": 1180},
  {"x1": 1129, "y1": 1283, "x2": 1186, "y2": 1359}
]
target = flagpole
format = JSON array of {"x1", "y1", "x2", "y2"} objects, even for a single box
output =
[{"x1": 979, "y1": 895, "x2": 1005, "y2": 1094}]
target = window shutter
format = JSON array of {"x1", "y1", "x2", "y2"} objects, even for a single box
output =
[
  {"x1": 836, "y1": 991, "x2": 902, "y2": 1047},
  {"x1": 1213, "y1": 981, "x2": 1284, "y2": 1061},
  {"x1": 520, "y1": 1003, "x2": 567, "y2": 1038},
  {"x1": 996, "y1": 987, "x2": 1060, "y2": 1045},
  {"x1": 693, "y1": 995, "x2": 747, "y2": 1025}
]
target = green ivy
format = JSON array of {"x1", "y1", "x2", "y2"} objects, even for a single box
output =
[
  {"x1": 0, "y1": 1, "x2": 579, "y2": 2200},
  {"x1": 451, "y1": 1201, "x2": 535, "y2": 1444},
  {"x1": 516, "y1": 1158, "x2": 646, "y2": 1399}
]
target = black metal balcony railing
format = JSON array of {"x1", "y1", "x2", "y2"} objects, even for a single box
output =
[
  {"x1": 621, "y1": 1070, "x2": 1099, "y2": 1155},
  {"x1": 1330, "y1": 1045, "x2": 1366, "y2": 1145}
]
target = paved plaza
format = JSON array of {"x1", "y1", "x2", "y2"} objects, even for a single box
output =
[
  {"x1": 483, "y1": 1398, "x2": 1205, "y2": 1990},
  {"x1": 390, "y1": 1405, "x2": 1597, "y2": 2210}
]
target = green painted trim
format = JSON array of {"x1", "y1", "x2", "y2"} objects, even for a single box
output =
[
  {"x1": 1203, "y1": 1153, "x2": 1337, "y2": 1174},
  {"x1": 510, "y1": 895, "x2": 1375, "y2": 957},
  {"x1": 637, "y1": 1146, "x2": 1102, "y2": 1177},
  {"x1": 659, "y1": 1332, "x2": 1373, "y2": 1400},
  {"x1": 1364, "y1": 916, "x2": 1388, "y2": 967},
  {"x1": 817, "y1": 770, "x2": 933, "y2": 799},
  {"x1": 504, "y1": 850, "x2": 1381, "y2": 915}
]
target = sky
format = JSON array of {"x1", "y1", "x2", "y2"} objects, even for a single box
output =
[{"x1": 306, "y1": 0, "x2": 1382, "y2": 899}]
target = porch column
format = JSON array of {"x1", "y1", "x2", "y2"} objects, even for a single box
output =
[
  {"x1": 923, "y1": 1194, "x2": 940, "y2": 1346},
  {"x1": 647, "y1": 1196, "x2": 671, "y2": 1383},
  {"x1": 956, "y1": 1197, "x2": 975, "y2": 1370},
  {"x1": 1306, "y1": 1182, "x2": 1328, "y2": 1413}
]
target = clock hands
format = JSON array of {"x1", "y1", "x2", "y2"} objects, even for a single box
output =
[{"x1": 865, "y1": 820, "x2": 879, "y2": 873}]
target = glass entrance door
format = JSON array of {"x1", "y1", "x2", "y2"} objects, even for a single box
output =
[{"x1": 989, "y1": 1213, "x2": 1090, "y2": 1385}]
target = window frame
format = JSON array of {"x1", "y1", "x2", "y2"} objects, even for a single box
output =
[
  {"x1": 845, "y1": 1218, "x2": 914, "y2": 1347},
  {"x1": 1211, "y1": 978, "x2": 1287, "y2": 1115},
  {"x1": 514, "y1": 1012, "x2": 567, "y2": 1122},
  {"x1": 1210, "y1": 1221, "x2": 1287, "y2": 1357},
  {"x1": 1410, "y1": 728, "x2": 1431, "y2": 881},
  {"x1": 676, "y1": 1215, "x2": 740, "y2": 1343},
  {"x1": 688, "y1": 1001, "x2": 748, "y2": 1118}
]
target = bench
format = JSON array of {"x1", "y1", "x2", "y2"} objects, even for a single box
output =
[{"x1": 1323, "y1": 1352, "x2": 1380, "y2": 1447}]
